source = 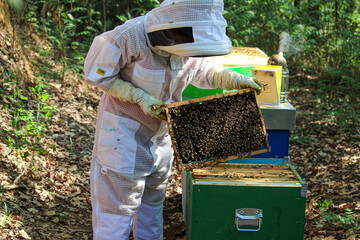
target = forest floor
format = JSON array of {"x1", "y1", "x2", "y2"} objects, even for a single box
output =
[{"x1": 0, "y1": 28, "x2": 359, "y2": 240}]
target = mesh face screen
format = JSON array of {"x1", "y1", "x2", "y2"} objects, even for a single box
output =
[{"x1": 148, "y1": 27, "x2": 194, "y2": 47}]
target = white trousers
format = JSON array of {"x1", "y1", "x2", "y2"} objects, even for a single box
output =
[
  {"x1": 91, "y1": 113, "x2": 173, "y2": 240},
  {"x1": 133, "y1": 202, "x2": 164, "y2": 240},
  {"x1": 92, "y1": 197, "x2": 164, "y2": 240}
]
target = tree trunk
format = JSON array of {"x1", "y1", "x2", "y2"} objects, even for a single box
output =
[
  {"x1": 334, "y1": 0, "x2": 339, "y2": 30},
  {"x1": 102, "y1": 0, "x2": 106, "y2": 32}
]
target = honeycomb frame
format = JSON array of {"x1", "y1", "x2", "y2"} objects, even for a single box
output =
[{"x1": 165, "y1": 89, "x2": 270, "y2": 171}]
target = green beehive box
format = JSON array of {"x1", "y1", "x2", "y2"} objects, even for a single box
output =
[
  {"x1": 185, "y1": 163, "x2": 307, "y2": 240},
  {"x1": 182, "y1": 47, "x2": 268, "y2": 100},
  {"x1": 182, "y1": 67, "x2": 255, "y2": 100}
]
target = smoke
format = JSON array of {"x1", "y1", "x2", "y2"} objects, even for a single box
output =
[
  {"x1": 278, "y1": 31, "x2": 305, "y2": 57},
  {"x1": 6, "y1": 0, "x2": 24, "y2": 13},
  {"x1": 279, "y1": 32, "x2": 291, "y2": 55}
]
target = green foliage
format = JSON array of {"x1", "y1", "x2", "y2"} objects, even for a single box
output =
[
  {"x1": 318, "y1": 199, "x2": 333, "y2": 212},
  {"x1": 224, "y1": 0, "x2": 360, "y2": 94},
  {"x1": 0, "y1": 200, "x2": 25, "y2": 231},
  {"x1": 321, "y1": 209, "x2": 360, "y2": 230},
  {"x1": 22, "y1": 0, "x2": 360, "y2": 94},
  {"x1": 0, "y1": 72, "x2": 57, "y2": 184},
  {"x1": 24, "y1": 0, "x2": 160, "y2": 56},
  {"x1": 224, "y1": 0, "x2": 298, "y2": 53},
  {"x1": 22, "y1": 0, "x2": 160, "y2": 80},
  {"x1": 290, "y1": 132, "x2": 314, "y2": 145},
  {"x1": 318, "y1": 200, "x2": 360, "y2": 230},
  {"x1": 300, "y1": 0, "x2": 360, "y2": 95}
]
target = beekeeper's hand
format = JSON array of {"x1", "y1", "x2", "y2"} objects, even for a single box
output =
[
  {"x1": 109, "y1": 79, "x2": 166, "y2": 120},
  {"x1": 214, "y1": 69, "x2": 263, "y2": 95}
]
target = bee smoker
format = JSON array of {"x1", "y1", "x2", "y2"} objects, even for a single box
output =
[{"x1": 267, "y1": 52, "x2": 289, "y2": 104}]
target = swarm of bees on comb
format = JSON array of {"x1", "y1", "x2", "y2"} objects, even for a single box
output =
[{"x1": 166, "y1": 90, "x2": 270, "y2": 170}]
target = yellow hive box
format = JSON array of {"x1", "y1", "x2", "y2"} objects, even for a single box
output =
[{"x1": 252, "y1": 65, "x2": 282, "y2": 105}]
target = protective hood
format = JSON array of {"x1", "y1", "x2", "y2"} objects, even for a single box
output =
[{"x1": 145, "y1": 0, "x2": 232, "y2": 57}]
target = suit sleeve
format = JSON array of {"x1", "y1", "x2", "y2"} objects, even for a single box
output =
[
  {"x1": 186, "y1": 57, "x2": 224, "y2": 89},
  {"x1": 84, "y1": 29, "x2": 135, "y2": 92}
]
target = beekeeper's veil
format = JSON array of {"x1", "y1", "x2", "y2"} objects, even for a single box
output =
[{"x1": 145, "y1": 0, "x2": 232, "y2": 57}]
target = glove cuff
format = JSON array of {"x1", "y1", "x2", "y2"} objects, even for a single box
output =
[
  {"x1": 109, "y1": 78, "x2": 165, "y2": 118},
  {"x1": 214, "y1": 69, "x2": 239, "y2": 90},
  {"x1": 109, "y1": 78, "x2": 146, "y2": 103}
]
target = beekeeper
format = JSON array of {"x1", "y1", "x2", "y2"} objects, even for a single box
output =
[{"x1": 84, "y1": 0, "x2": 263, "y2": 239}]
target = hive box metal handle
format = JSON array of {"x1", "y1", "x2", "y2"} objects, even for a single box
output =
[{"x1": 235, "y1": 208, "x2": 263, "y2": 232}]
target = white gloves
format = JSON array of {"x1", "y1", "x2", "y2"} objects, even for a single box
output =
[
  {"x1": 109, "y1": 79, "x2": 166, "y2": 120},
  {"x1": 214, "y1": 69, "x2": 263, "y2": 94}
]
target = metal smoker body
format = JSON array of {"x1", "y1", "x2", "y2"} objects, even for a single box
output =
[{"x1": 267, "y1": 52, "x2": 289, "y2": 103}]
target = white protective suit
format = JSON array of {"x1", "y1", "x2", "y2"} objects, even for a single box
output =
[{"x1": 84, "y1": 0, "x2": 261, "y2": 239}]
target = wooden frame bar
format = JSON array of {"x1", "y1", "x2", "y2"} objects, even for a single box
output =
[{"x1": 192, "y1": 164, "x2": 299, "y2": 183}]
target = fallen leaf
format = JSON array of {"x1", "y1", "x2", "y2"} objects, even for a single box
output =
[{"x1": 19, "y1": 230, "x2": 31, "y2": 239}]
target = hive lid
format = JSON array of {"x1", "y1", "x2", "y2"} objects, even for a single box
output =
[
  {"x1": 165, "y1": 89, "x2": 270, "y2": 171},
  {"x1": 211, "y1": 47, "x2": 269, "y2": 67}
]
